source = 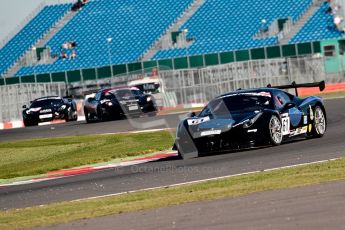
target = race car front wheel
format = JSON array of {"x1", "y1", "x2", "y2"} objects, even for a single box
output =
[
  {"x1": 311, "y1": 106, "x2": 326, "y2": 138},
  {"x1": 268, "y1": 115, "x2": 283, "y2": 146}
]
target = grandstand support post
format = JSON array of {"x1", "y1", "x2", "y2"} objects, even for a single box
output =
[
  {"x1": 106, "y1": 37, "x2": 114, "y2": 77},
  {"x1": 32, "y1": 46, "x2": 37, "y2": 83},
  {"x1": 183, "y1": 29, "x2": 190, "y2": 68},
  {"x1": 64, "y1": 71, "x2": 67, "y2": 84},
  {"x1": 80, "y1": 69, "x2": 84, "y2": 89}
]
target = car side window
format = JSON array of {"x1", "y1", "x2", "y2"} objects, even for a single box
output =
[
  {"x1": 95, "y1": 92, "x2": 102, "y2": 101},
  {"x1": 274, "y1": 91, "x2": 291, "y2": 109},
  {"x1": 131, "y1": 90, "x2": 142, "y2": 97}
]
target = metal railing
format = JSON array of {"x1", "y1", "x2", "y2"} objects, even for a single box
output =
[
  {"x1": 159, "y1": 56, "x2": 327, "y2": 106},
  {"x1": 0, "y1": 82, "x2": 66, "y2": 123}
]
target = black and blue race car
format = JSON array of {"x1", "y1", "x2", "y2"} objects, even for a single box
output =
[
  {"x1": 22, "y1": 96, "x2": 78, "y2": 127},
  {"x1": 174, "y1": 81, "x2": 327, "y2": 159},
  {"x1": 84, "y1": 87, "x2": 157, "y2": 122}
]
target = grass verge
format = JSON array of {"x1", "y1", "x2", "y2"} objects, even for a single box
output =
[
  {"x1": 0, "y1": 131, "x2": 173, "y2": 179},
  {"x1": 1, "y1": 157, "x2": 345, "y2": 230}
]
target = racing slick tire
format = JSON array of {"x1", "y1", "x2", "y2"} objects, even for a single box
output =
[
  {"x1": 97, "y1": 106, "x2": 107, "y2": 122},
  {"x1": 65, "y1": 111, "x2": 72, "y2": 122},
  {"x1": 310, "y1": 106, "x2": 326, "y2": 138},
  {"x1": 268, "y1": 115, "x2": 283, "y2": 146},
  {"x1": 84, "y1": 108, "x2": 91, "y2": 123}
]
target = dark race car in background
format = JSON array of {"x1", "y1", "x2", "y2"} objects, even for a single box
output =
[
  {"x1": 22, "y1": 96, "x2": 78, "y2": 127},
  {"x1": 174, "y1": 81, "x2": 327, "y2": 159},
  {"x1": 83, "y1": 87, "x2": 157, "y2": 123}
]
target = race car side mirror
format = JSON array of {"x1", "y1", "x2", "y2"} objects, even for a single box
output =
[
  {"x1": 188, "y1": 112, "x2": 196, "y2": 118},
  {"x1": 22, "y1": 105, "x2": 27, "y2": 109},
  {"x1": 283, "y1": 102, "x2": 296, "y2": 111}
]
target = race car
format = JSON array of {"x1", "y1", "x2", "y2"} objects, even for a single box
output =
[
  {"x1": 83, "y1": 87, "x2": 157, "y2": 123},
  {"x1": 173, "y1": 81, "x2": 327, "y2": 159},
  {"x1": 22, "y1": 96, "x2": 78, "y2": 127}
]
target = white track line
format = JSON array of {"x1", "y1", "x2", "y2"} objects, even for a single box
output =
[{"x1": 71, "y1": 157, "x2": 339, "y2": 203}]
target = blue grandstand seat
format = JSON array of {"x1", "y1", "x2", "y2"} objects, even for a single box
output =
[
  {"x1": 289, "y1": 3, "x2": 343, "y2": 44},
  {"x1": 16, "y1": 0, "x2": 193, "y2": 76},
  {"x1": 3, "y1": 0, "x2": 345, "y2": 77},
  {"x1": 152, "y1": 0, "x2": 314, "y2": 60},
  {"x1": 0, "y1": 3, "x2": 71, "y2": 76}
]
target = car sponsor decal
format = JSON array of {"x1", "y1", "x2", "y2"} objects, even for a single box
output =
[
  {"x1": 303, "y1": 115, "x2": 308, "y2": 125},
  {"x1": 240, "y1": 92, "x2": 272, "y2": 97},
  {"x1": 100, "y1": 99, "x2": 111, "y2": 104},
  {"x1": 128, "y1": 105, "x2": 139, "y2": 111},
  {"x1": 200, "y1": 130, "x2": 221, "y2": 136},
  {"x1": 309, "y1": 124, "x2": 312, "y2": 132},
  {"x1": 219, "y1": 92, "x2": 271, "y2": 99},
  {"x1": 36, "y1": 97, "x2": 61, "y2": 101},
  {"x1": 247, "y1": 129, "x2": 258, "y2": 133},
  {"x1": 40, "y1": 109, "x2": 52, "y2": 113},
  {"x1": 39, "y1": 114, "x2": 53, "y2": 119},
  {"x1": 309, "y1": 106, "x2": 314, "y2": 121},
  {"x1": 290, "y1": 126, "x2": 308, "y2": 136},
  {"x1": 281, "y1": 113, "x2": 290, "y2": 136},
  {"x1": 187, "y1": 116, "x2": 210, "y2": 125}
]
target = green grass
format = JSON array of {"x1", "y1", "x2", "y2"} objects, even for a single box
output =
[
  {"x1": 0, "y1": 131, "x2": 174, "y2": 179},
  {"x1": 1, "y1": 157, "x2": 345, "y2": 230}
]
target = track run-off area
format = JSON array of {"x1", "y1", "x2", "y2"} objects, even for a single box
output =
[{"x1": 0, "y1": 98, "x2": 345, "y2": 210}]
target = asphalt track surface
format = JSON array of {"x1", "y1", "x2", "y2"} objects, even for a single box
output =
[
  {"x1": 0, "y1": 98, "x2": 345, "y2": 210},
  {"x1": 42, "y1": 180, "x2": 345, "y2": 230},
  {"x1": 0, "y1": 113, "x2": 184, "y2": 142}
]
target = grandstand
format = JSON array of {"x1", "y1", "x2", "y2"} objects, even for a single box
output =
[
  {"x1": 0, "y1": 0, "x2": 344, "y2": 79},
  {"x1": 0, "y1": 3, "x2": 71, "y2": 76}
]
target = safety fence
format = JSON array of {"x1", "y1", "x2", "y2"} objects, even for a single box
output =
[
  {"x1": 1, "y1": 55, "x2": 345, "y2": 123},
  {"x1": 158, "y1": 56, "x2": 328, "y2": 106},
  {"x1": 0, "y1": 41, "x2": 321, "y2": 86},
  {"x1": 0, "y1": 83, "x2": 66, "y2": 123}
]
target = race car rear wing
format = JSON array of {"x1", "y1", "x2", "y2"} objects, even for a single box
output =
[{"x1": 267, "y1": 81, "x2": 325, "y2": 96}]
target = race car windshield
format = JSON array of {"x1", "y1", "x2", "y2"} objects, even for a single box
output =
[
  {"x1": 31, "y1": 99, "x2": 63, "y2": 108},
  {"x1": 134, "y1": 83, "x2": 160, "y2": 94},
  {"x1": 199, "y1": 93, "x2": 272, "y2": 117},
  {"x1": 112, "y1": 89, "x2": 134, "y2": 100}
]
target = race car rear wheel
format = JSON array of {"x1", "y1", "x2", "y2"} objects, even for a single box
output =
[
  {"x1": 268, "y1": 115, "x2": 283, "y2": 146},
  {"x1": 311, "y1": 106, "x2": 326, "y2": 138},
  {"x1": 84, "y1": 108, "x2": 91, "y2": 123},
  {"x1": 97, "y1": 106, "x2": 106, "y2": 122}
]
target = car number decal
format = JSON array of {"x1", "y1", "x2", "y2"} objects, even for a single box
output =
[
  {"x1": 200, "y1": 130, "x2": 221, "y2": 136},
  {"x1": 187, "y1": 116, "x2": 210, "y2": 125},
  {"x1": 281, "y1": 113, "x2": 290, "y2": 136}
]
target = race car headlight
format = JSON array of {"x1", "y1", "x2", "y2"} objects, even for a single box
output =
[
  {"x1": 59, "y1": 105, "x2": 67, "y2": 111},
  {"x1": 27, "y1": 107, "x2": 41, "y2": 113},
  {"x1": 107, "y1": 102, "x2": 113, "y2": 106},
  {"x1": 243, "y1": 112, "x2": 263, "y2": 128},
  {"x1": 100, "y1": 99, "x2": 108, "y2": 104},
  {"x1": 146, "y1": 97, "x2": 152, "y2": 102}
]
